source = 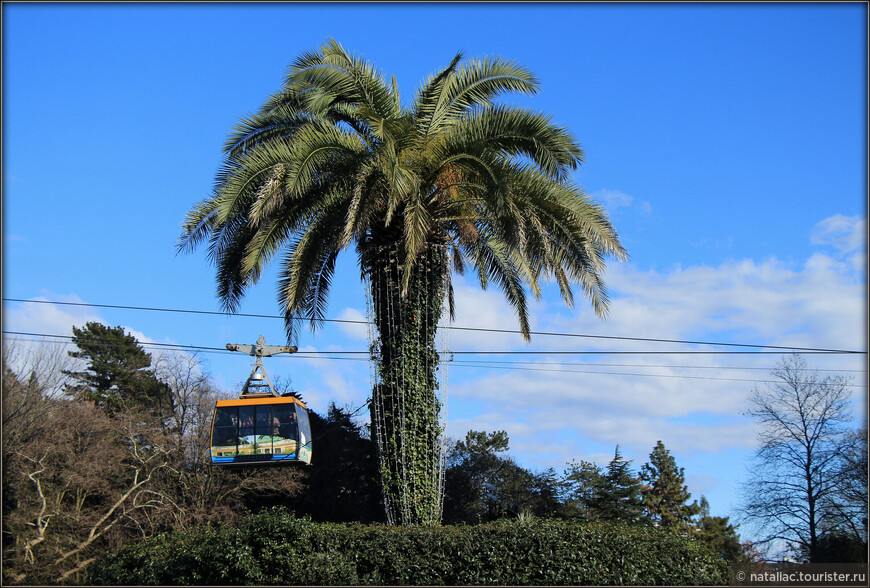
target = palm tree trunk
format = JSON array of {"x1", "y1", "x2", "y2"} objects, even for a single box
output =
[{"x1": 366, "y1": 242, "x2": 446, "y2": 525}]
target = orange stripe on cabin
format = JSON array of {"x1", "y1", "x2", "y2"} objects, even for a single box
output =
[{"x1": 215, "y1": 397, "x2": 307, "y2": 408}]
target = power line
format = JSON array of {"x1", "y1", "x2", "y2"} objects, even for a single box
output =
[
  {"x1": 6, "y1": 332, "x2": 865, "y2": 388},
  {"x1": 5, "y1": 330, "x2": 863, "y2": 358},
  {"x1": 4, "y1": 297, "x2": 865, "y2": 355},
  {"x1": 442, "y1": 359, "x2": 867, "y2": 374},
  {"x1": 3, "y1": 331, "x2": 232, "y2": 354},
  {"x1": 3, "y1": 331, "x2": 867, "y2": 373},
  {"x1": 448, "y1": 360, "x2": 867, "y2": 388},
  {"x1": 445, "y1": 325, "x2": 861, "y2": 354}
]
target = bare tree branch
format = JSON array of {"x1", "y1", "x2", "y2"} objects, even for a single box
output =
[{"x1": 738, "y1": 354, "x2": 860, "y2": 562}]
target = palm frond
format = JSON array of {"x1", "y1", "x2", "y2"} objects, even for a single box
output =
[
  {"x1": 445, "y1": 106, "x2": 584, "y2": 181},
  {"x1": 462, "y1": 234, "x2": 531, "y2": 339},
  {"x1": 400, "y1": 192, "x2": 435, "y2": 295},
  {"x1": 276, "y1": 192, "x2": 348, "y2": 338},
  {"x1": 286, "y1": 38, "x2": 400, "y2": 124},
  {"x1": 177, "y1": 197, "x2": 220, "y2": 255},
  {"x1": 223, "y1": 93, "x2": 311, "y2": 157},
  {"x1": 213, "y1": 218, "x2": 259, "y2": 313},
  {"x1": 342, "y1": 163, "x2": 388, "y2": 247},
  {"x1": 413, "y1": 52, "x2": 463, "y2": 127},
  {"x1": 418, "y1": 56, "x2": 539, "y2": 137}
]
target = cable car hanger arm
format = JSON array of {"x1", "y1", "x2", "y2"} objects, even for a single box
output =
[
  {"x1": 225, "y1": 334, "x2": 298, "y2": 357},
  {"x1": 226, "y1": 335, "x2": 297, "y2": 398}
]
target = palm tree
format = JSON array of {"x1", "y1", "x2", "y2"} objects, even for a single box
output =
[{"x1": 179, "y1": 39, "x2": 627, "y2": 525}]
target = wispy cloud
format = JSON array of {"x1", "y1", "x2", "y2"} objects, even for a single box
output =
[
  {"x1": 5, "y1": 215, "x2": 864, "y2": 518},
  {"x1": 811, "y1": 214, "x2": 867, "y2": 257},
  {"x1": 594, "y1": 188, "x2": 653, "y2": 215},
  {"x1": 2, "y1": 294, "x2": 199, "y2": 377}
]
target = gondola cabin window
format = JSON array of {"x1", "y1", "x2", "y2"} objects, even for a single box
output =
[{"x1": 210, "y1": 397, "x2": 312, "y2": 465}]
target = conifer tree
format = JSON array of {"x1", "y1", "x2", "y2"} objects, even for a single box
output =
[
  {"x1": 562, "y1": 459, "x2": 605, "y2": 520},
  {"x1": 695, "y1": 496, "x2": 749, "y2": 561},
  {"x1": 639, "y1": 440, "x2": 700, "y2": 532},
  {"x1": 592, "y1": 445, "x2": 644, "y2": 523},
  {"x1": 64, "y1": 322, "x2": 171, "y2": 415}
]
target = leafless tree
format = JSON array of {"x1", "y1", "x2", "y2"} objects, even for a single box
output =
[
  {"x1": 738, "y1": 354, "x2": 858, "y2": 562},
  {"x1": 822, "y1": 425, "x2": 868, "y2": 544},
  {"x1": 151, "y1": 351, "x2": 304, "y2": 527},
  {"x1": 2, "y1": 339, "x2": 304, "y2": 584},
  {"x1": 3, "y1": 400, "x2": 172, "y2": 584},
  {"x1": 2, "y1": 337, "x2": 75, "y2": 446},
  {"x1": 153, "y1": 350, "x2": 212, "y2": 437}
]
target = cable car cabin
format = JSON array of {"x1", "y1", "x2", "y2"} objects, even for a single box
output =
[
  {"x1": 210, "y1": 396, "x2": 312, "y2": 465},
  {"x1": 211, "y1": 335, "x2": 312, "y2": 466}
]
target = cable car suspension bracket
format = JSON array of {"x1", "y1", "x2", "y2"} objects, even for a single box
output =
[{"x1": 226, "y1": 335, "x2": 297, "y2": 398}]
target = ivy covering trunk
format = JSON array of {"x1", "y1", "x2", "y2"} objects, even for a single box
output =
[{"x1": 365, "y1": 243, "x2": 447, "y2": 525}]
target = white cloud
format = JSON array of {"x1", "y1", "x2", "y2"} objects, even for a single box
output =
[
  {"x1": 559, "y1": 250, "x2": 866, "y2": 353},
  {"x1": 3, "y1": 294, "x2": 104, "y2": 337},
  {"x1": 441, "y1": 218, "x2": 866, "y2": 485},
  {"x1": 811, "y1": 214, "x2": 867, "y2": 256},
  {"x1": 2, "y1": 294, "x2": 198, "y2": 376},
  {"x1": 596, "y1": 188, "x2": 634, "y2": 210},
  {"x1": 442, "y1": 276, "x2": 534, "y2": 351},
  {"x1": 294, "y1": 344, "x2": 371, "y2": 413},
  {"x1": 335, "y1": 306, "x2": 369, "y2": 341},
  {"x1": 593, "y1": 188, "x2": 653, "y2": 216},
  {"x1": 686, "y1": 474, "x2": 721, "y2": 496}
]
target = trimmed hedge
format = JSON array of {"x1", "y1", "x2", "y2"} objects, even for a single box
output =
[{"x1": 86, "y1": 507, "x2": 728, "y2": 585}]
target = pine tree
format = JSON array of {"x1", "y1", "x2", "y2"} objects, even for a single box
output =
[
  {"x1": 639, "y1": 440, "x2": 700, "y2": 532},
  {"x1": 64, "y1": 322, "x2": 171, "y2": 415},
  {"x1": 591, "y1": 445, "x2": 644, "y2": 523},
  {"x1": 695, "y1": 496, "x2": 749, "y2": 561},
  {"x1": 640, "y1": 441, "x2": 700, "y2": 532},
  {"x1": 562, "y1": 459, "x2": 604, "y2": 520}
]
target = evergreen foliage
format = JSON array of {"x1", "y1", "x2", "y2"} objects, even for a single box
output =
[
  {"x1": 86, "y1": 508, "x2": 730, "y2": 586},
  {"x1": 800, "y1": 531, "x2": 868, "y2": 563},
  {"x1": 63, "y1": 322, "x2": 172, "y2": 415},
  {"x1": 591, "y1": 445, "x2": 645, "y2": 523},
  {"x1": 10, "y1": 334, "x2": 866, "y2": 581},
  {"x1": 291, "y1": 404, "x2": 385, "y2": 523},
  {"x1": 639, "y1": 440, "x2": 700, "y2": 532},
  {"x1": 695, "y1": 497, "x2": 749, "y2": 562},
  {"x1": 1, "y1": 337, "x2": 304, "y2": 584},
  {"x1": 443, "y1": 430, "x2": 560, "y2": 523},
  {"x1": 562, "y1": 459, "x2": 605, "y2": 520}
]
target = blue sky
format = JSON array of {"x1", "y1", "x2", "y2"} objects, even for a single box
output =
[{"x1": 3, "y1": 2, "x2": 867, "y2": 539}]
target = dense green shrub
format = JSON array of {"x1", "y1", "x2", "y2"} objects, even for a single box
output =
[{"x1": 86, "y1": 508, "x2": 729, "y2": 585}]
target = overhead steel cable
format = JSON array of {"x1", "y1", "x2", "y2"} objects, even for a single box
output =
[
  {"x1": 447, "y1": 360, "x2": 867, "y2": 387},
  {"x1": 3, "y1": 331, "x2": 231, "y2": 354},
  {"x1": 4, "y1": 331, "x2": 862, "y2": 357},
  {"x1": 3, "y1": 297, "x2": 866, "y2": 354},
  {"x1": 13, "y1": 335, "x2": 866, "y2": 387},
  {"x1": 6, "y1": 332, "x2": 865, "y2": 387},
  {"x1": 433, "y1": 358, "x2": 868, "y2": 373}
]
